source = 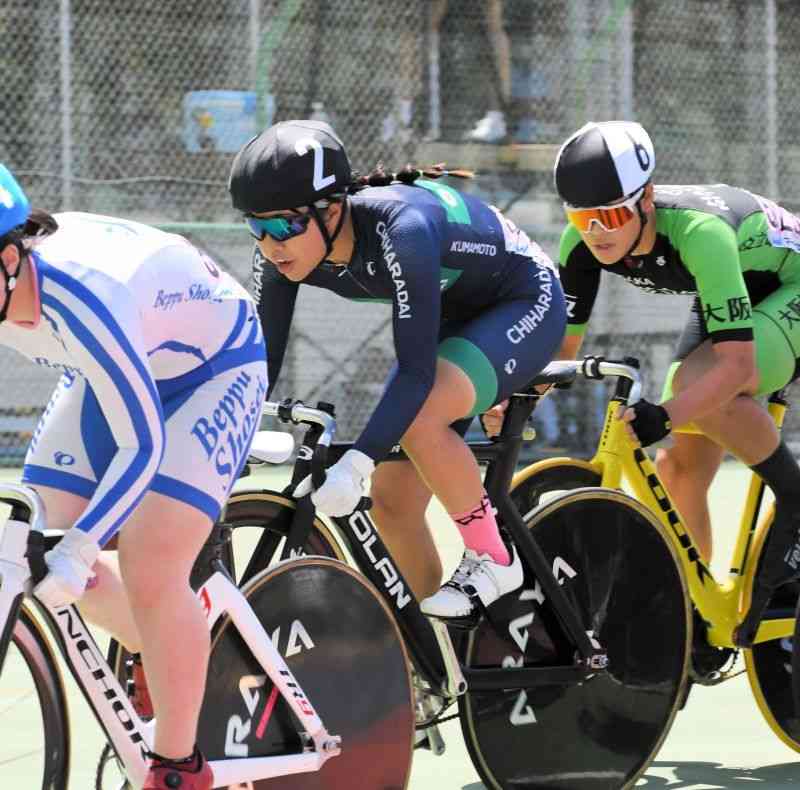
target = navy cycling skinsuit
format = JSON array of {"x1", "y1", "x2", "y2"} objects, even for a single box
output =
[{"x1": 254, "y1": 181, "x2": 566, "y2": 462}]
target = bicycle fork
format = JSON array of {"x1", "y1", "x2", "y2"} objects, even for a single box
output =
[
  {"x1": 0, "y1": 519, "x2": 31, "y2": 675},
  {"x1": 0, "y1": 489, "x2": 46, "y2": 674}
]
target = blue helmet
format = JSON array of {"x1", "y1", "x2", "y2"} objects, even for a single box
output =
[{"x1": 0, "y1": 164, "x2": 31, "y2": 238}]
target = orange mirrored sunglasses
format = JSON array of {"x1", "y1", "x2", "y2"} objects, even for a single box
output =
[{"x1": 564, "y1": 188, "x2": 644, "y2": 232}]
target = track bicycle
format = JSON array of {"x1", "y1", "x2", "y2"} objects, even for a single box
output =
[
  {"x1": 108, "y1": 380, "x2": 693, "y2": 789},
  {"x1": 0, "y1": 468, "x2": 414, "y2": 788},
  {"x1": 509, "y1": 356, "x2": 800, "y2": 752}
]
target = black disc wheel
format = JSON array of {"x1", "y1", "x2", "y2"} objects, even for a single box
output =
[
  {"x1": 459, "y1": 488, "x2": 691, "y2": 789},
  {"x1": 743, "y1": 512, "x2": 800, "y2": 751},
  {"x1": 0, "y1": 606, "x2": 69, "y2": 790},
  {"x1": 511, "y1": 461, "x2": 602, "y2": 520},
  {"x1": 793, "y1": 595, "x2": 800, "y2": 742},
  {"x1": 197, "y1": 557, "x2": 414, "y2": 789}
]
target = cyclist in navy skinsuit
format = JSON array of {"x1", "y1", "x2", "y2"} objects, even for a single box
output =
[{"x1": 230, "y1": 120, "x2": 566, "y2": 618}]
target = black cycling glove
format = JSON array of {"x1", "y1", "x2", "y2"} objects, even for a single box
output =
[{"x1": 629, "y1": 400, "x2": 672, "y2": 447}]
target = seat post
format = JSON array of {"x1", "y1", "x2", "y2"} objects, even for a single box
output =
[
  {"x1": 483, "y1": 394, "x2": 538, "y2": 498},
  {"x1": 189, "y1": 521, "x2": 235, "y2": 590}
]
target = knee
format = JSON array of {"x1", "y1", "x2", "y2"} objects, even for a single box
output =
[
  {"x1": 694, "y1": 394, "x2": 753, "y2": 428},
  {"x1": 403, "y1": 397, "x2": 472, "y2": 455},
  {"x1": 656, "y1": 446, "x2": 714, "y2": 493},
  {"x1": 655, "y1": 448, "x2": 688, "y2": 487},
  {"x1": 32, "y1": 486, "x2": 88, "y2": 531},
  {"x1": 370, "y1": 472, "x2": 428, "y2": 524},
  {"x1": 118, "y1": 543, "x2": 190, "y2": 608},
  {"x1": 401, "y1": 414, "x2": 441, "y2": 455},
  {"x1": 369, "y1": 486, "x2": 403, "y2": 522}
]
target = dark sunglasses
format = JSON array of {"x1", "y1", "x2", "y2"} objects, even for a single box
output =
[{"x1": 245, "y1": 212, "x2": 312, "y2": 242}]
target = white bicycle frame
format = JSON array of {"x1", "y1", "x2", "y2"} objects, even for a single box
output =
[{"x1": 0, "y1": 482, "x2": 341, "y2": 789}]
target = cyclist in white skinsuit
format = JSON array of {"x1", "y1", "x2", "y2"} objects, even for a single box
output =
[{"x1": 0, "y1": 164, "x2": 266, "y2": 790}]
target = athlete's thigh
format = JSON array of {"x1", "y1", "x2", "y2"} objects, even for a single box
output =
[
  {"x1": 750, "y1": 283, "x2": 800, "y2": 394},
  {"x1": 118, "y1": 490, "x2": 213, "y2": 583},
  {"x1": 30, "y1": 486, "x2": 89, "y2": 532},
  {"x1": 669, "y1": 284, "x2": 800, "y2": 398},
  {"x1": 673, "y1": 316, "x2": 796, "y2": 399},
  {"x1": 22, "y1": 372, "x2": 115, "y2": 507},
  {"x1": 671, "y1": 339, "x2": 719, "y2": 394},
  {"x1": 438, "y1": 292, "x2": 566, "y2": 417},
  {"x1": 155, "y1": 357, "x2": 268, "y2": 524}
]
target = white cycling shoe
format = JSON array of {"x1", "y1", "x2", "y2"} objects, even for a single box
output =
[{"x1": 421, "y1": 547, "x2": 523, "y2": 619}]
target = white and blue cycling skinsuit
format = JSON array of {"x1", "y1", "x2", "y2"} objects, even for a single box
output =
[{"x1": 0, "y1": 213, "x2": 267, "y2": 546}]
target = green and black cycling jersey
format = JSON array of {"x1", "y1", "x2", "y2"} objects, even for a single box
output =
[{"x1": 560, "y1": 184, "x2": 800, "y2": 345}]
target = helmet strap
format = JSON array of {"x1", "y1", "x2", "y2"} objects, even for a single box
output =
[
  {"x1": 621, "y1": 201, "x2": 648, "y2": 261},
  {"x1": 0, "y1": 249, "x2": 21, "y2": 324},
  {"x1": 310, "y1": 199, "x2": 349, "y2": 264}
]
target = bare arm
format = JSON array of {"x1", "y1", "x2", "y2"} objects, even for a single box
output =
[
  {"x1": 555, "y1": 332, "x2": 584, "y2": 363},
  {"x1": 618, "y1": 340, "x2": 758, "y2": 442}
]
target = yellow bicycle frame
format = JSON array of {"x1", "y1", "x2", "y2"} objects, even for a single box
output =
[{"x1": 513, "y1": 395, "x2": 793, "y2": 649}]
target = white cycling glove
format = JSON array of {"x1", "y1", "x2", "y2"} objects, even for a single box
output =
[
  {"x1": 294, "y1": 449, "x2": 375, "y2": 517},
  {"x1": 34, "y1": 528, "x2": 100, "y2": 609}
]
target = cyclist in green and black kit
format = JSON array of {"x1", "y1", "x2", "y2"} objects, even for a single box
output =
[{"x1": 549, "y1": 120, "x2": 800, "y2": 644}]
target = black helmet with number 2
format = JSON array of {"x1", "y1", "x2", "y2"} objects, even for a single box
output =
[
  {"x1": 229, "y1": 120, "x2": 352, "y2": 214},
  {"x1": 554, "y1": 121, "x2": 655, "y2": 208},
  {"x1": 229, "y1": 120, "x2": 353, "y2": 261}
]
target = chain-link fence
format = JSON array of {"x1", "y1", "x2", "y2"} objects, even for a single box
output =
[{"x1": 2, "y1": 0, "x2": 800, "y2": 463}]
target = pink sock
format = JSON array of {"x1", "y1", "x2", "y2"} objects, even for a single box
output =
[{"x1": 450, "y1": 492, "x2": 510, "y2": 565}]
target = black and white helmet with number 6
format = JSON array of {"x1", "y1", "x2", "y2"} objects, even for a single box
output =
[
  {"x1": 554, "y1": 121, "x2": 655, "y2": 208},
  {"x1": 229, "y1": 120, "x2": 352, "y2": 213}
]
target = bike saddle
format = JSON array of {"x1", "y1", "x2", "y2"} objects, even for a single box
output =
[
  {"x1": 248, "y1": 431, "x2": 295, "y2": 465},
  {"x1": 529, "y1": 360, "x2": 579, "y2": 388}
]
